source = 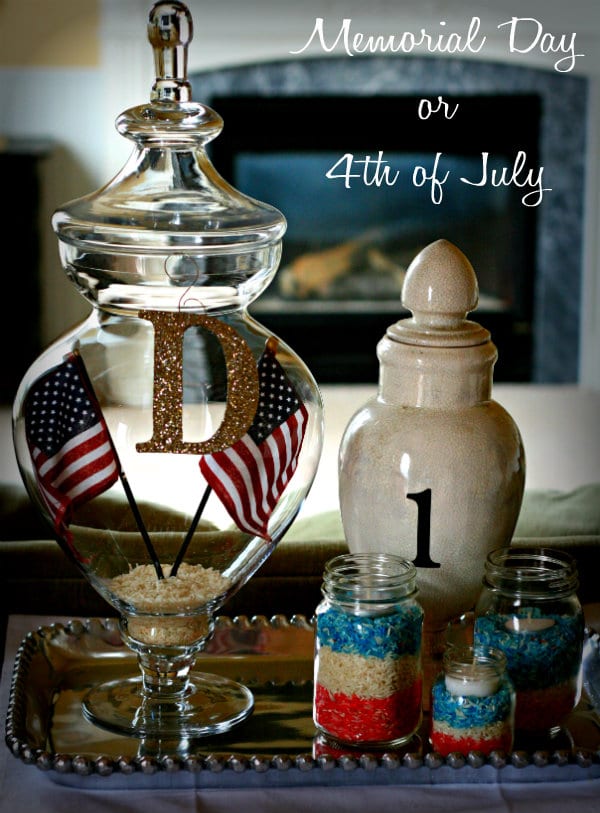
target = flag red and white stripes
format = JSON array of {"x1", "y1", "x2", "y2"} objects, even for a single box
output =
[
  {"x1": 200, "y1": 342, "x2": 308, "y2": 540},
  {"x1": 24, "y1": 353, "x2": 119, "y2": 539}
]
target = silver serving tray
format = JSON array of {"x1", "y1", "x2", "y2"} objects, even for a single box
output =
[{"x1": 5, "y1": 616, "x2": 600, "y2": 789}]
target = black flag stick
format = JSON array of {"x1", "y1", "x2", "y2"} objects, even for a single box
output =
[
  {"x1": 72, "y1": 351, "x2": 164, "y2": 581},
  {"x1": 117, "y1": 468, "x2": 164, "y2": 581},
  {"x1": 170, "y1": 484, "x2": 212, "y2": 577}
]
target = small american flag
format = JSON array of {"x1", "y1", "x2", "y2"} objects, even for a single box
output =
[
  {"x1": 24, "y1": 353, "x2": 119, "y2": 541},
  {"x1": 200, "y1": 340, "x2": 308, "y2": 540}
]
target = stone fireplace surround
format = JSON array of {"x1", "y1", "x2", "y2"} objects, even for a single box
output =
[{"x1": 190, "y1": 55, "x2": 587, "y2": 384}]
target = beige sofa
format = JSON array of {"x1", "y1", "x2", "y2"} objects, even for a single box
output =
[{"x1": 1, "y1": 384, "x2": 599, "y2": 625}]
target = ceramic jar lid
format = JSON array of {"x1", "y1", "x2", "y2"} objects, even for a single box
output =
[{"x1": 386, "y1": 239, "x2": 491, "y2": 348}]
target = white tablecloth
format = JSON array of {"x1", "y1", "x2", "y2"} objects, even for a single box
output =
[{"x1": 1, "y1": 615, "x2": 599, "y2": 813}]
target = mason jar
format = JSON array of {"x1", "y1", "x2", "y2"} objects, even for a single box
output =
[
  {"x1": 430, "y1": 644, "x2": 515, "y2": 756},
  {"x1": 474, "y1": 547, "x2": 584, "y2": 736},
  {"x1": 313, "y1": 553, "x2": 424, "y2": 747}
]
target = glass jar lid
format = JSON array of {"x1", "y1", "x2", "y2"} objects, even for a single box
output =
[{"x1": 52, "y1": 1, "x2": 286, "y2": 256}]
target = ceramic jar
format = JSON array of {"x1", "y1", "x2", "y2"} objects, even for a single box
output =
[{"x1": 338, "y1": 240, "x2": 526, "y2": 634}]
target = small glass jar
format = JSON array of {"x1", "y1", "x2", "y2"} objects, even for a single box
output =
[
  {"x1": 474, "y1": 547, "x2": 584, "y2": 736},
  {"x1": 313, "y1": 553, "x2": 424, "y2": 747},
  {"x1": 430, "y1": 644, "x2": 515, "y2": 756}
]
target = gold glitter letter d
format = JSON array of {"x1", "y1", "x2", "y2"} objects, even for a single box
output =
[{"x1": 136, "y1": 311, "x2": 259, "y2": 455}]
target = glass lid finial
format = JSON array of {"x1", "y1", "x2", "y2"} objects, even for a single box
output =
[{"x1": 148, "y1": 1, "x2": 194, "y2": 103}]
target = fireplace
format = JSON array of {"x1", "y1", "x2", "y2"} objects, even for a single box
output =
[
  {"x1": 191, "y1": 56, "x2": 588, "y2": 384},
  {"x1": 207, "y1": 93, "x2": 538, "y2": 383}
]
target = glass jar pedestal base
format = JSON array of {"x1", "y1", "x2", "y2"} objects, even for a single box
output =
[
  {"x1": 82, "y1": 672, "x2": 254, "y2": 739},
  {"x1": 82, "y1": 613, "x2": 255, "y2": 739}
]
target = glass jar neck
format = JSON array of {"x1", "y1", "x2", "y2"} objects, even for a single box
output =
[
  {"x1": 322, "y1": 553, "x2": 418, "y2": 608},
  {"x1": 483, "y1": 547, "x2": 579, "y2": 600},
  {"x1": 443, "y1": 644, "x2": 506, "y2": 679},
  {"x1": 443, "y1": 644, "x2": 507, "y2": 697}
]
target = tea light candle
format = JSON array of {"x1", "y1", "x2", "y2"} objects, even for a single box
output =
[
  {"x1": 445, "y1": 662, "x2": 500, "y2": 697},
  {"x1": 504, "y1": 616, "x2": 555, "y2": 633}
]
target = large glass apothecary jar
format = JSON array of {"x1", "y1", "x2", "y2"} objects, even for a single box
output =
[{"x1": 11, "y1": 1, "x2": 324, "y2": 740}]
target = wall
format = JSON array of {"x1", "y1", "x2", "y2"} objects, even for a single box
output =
[
  {"x1": 0, "y1": 0, "x2": 103, "y2": 349},
  {"x1": 0, "y1": 0, "x2": 99, "y2": 66},
  {"x1": 0, "y1": 0, "x2": 598, "y2": 388}
]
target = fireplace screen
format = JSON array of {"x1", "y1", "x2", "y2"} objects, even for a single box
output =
[
  {"x1": 209, "y1": 95, "x2": 540, "y2": 383},
  {"x1": 237, "y1": 151, "x2": 526, "y2": 311}
]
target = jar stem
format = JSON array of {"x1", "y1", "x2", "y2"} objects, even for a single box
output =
[{"x1": 138, "y1": 651, "x2": 195, "y2": 699}]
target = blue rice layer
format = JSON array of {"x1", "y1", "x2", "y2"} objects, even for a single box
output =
[
  {"x1": 474, "y1": 610, "x2": 583, "y2": 690},
  {"x1": 316, "y1": 603, "x2": 423, "y2": 659},
  {"x1": 431, "y1": 676, "x2": 514, "y2": 729}
]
